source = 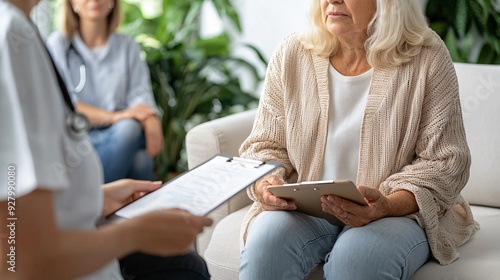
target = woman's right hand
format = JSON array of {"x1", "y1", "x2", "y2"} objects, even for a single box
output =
[
  {"x1": 123, "y1": 209, "x2": 212, "y2": 256},
  {"x1": 254, "y1": 175, "x2": 297, "y2": 211}
]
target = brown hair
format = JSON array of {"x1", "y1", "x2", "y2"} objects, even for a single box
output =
[{"x1": 62, "y1": 0, "x2": 121, "y2": 37}]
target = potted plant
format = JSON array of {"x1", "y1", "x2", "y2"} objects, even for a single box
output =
[
  {"x1": 426, "y1": 0, "x2": 500, "y2": 63},
  {"x1": 121, "y1": 0, "x2": 264, "y2": 180}
]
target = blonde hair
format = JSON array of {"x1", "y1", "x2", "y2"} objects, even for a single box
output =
[
  {"x1": 62, "y1": 0, "x2": 121, "y2": 37},
  {"x1": 300, "y1": 0, "x2": 436, "y2": 69}
]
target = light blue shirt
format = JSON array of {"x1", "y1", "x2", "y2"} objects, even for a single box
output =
[{"x1": 46, "y1": 31, "x2": 159, "y2": 114}]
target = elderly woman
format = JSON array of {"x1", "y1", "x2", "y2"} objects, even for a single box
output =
[{"x1": 238, "y1": 0, "x2": 478, "y2": 279}]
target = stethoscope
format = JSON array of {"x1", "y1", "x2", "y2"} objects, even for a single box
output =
[
  {"x1": 66, "y1": 42, "x2": 87, "y2": 94},
  {"x1": 33, "y1": 21, "x2": 90, "y2": 139},
  {"x1": 62, "y1": 89, "x2": 91, "y2": 139},
  {"x1": 49, "y1": 44, "x2": 90, "y2": 139}
]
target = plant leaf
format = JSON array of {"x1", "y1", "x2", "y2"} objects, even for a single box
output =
[
  {"x1": 454, "y1": 0, "x2": 468, "y2": 37},
  {"x1": 211, "y1": 0, "x2": 242, "y2": 32}
]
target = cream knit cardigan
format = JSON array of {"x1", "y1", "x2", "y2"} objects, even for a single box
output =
[{"x1": 239, "y1": 33, "x2": 478, "y2": 265}]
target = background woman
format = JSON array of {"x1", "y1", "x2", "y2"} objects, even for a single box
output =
[{"x1": 47, "y1": 0, "x2": 163, "y2": 183}]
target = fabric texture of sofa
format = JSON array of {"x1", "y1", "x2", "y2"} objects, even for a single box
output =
[{"x1": 185, "y1": 63, "x2": 500, "y2": 280}]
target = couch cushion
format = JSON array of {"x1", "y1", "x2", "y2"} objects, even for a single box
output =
[
  {"x1": 204, "y1": 205, "x2": 500, "y2": 280},
  {"x1": 454, "y1": 63, "x2": 500, "y2": 208},
  {"x1": 412, "y1": 205, "x2": 500, "y2": 279}
]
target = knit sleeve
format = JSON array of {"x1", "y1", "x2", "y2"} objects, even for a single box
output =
[
  {"x1": 379, "y1": 42, "x2": 473, "y2": 263},
  {"x1": 239, "y1": 36, "x2": 301, "y2": 190}
]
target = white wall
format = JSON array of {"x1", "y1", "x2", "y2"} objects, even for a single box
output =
[
  {"x1": 200, "y1": 0, "x2": 310, "y2": 95},
  {"x1": 232, "y1": 0, "x2": 310, "y2": 62}
]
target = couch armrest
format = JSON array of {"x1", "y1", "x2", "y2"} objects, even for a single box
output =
[
  {"x1": 186, "y1": 109, "x2": 256, "y2": 256},
  {"x1": 454, "y1": 63, "x2": 500, "y2": 208}
]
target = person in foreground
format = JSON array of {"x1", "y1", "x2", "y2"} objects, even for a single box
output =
[
  {"x1": 0, "y1": 1, "x2": 212, "y2": 279},
  {"x1": 46, "y1": 0, "x2": 163, "y2": 183},
  {"x1": 238, "y1": 0, "x2": 478, "y2": 279}
]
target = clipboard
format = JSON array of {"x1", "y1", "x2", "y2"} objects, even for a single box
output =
[
  {"x1": 107, "y1": 155, "x2": 280, "y2": 221},
  {"x1": 268, "y1": 180, "x2": 367, "y2": 226}
]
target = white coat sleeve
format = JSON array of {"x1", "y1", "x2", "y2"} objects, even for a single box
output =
[{"x1": 0, "y1": 11, "x2": 70, "y2": 200}]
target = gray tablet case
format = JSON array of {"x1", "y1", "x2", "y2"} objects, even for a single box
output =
[{"x1": 268, "y1": 180, "x2": 367, "y2": 226}]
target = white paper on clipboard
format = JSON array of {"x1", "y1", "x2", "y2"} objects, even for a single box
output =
[{"x1": 107, "y1": 155, "x2": 280, "y2": 221}]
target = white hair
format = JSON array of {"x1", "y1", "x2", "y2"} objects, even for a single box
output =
[{"x1": 300, "y1": 0, "x2": 437, "y2": 69}]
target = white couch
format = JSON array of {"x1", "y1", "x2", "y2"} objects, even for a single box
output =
[{"x1": 185, "y1": 63, "x2": 500, "y2": 280}]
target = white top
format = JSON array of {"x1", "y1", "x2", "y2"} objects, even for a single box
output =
[
  {"x1": 0, "y1": 2, "x2": 122, "y2": 279},
  {"x1": 46, "y1": 31, "x2": 158, "y2": 114},
  {"x1": 320, "y1": 65, "x2": 373, "y2": 182}
]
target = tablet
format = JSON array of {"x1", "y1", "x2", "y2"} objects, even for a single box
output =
[
  {"x1": 106, "y1": 155, "x2": 280, "y2": 222},
  {"x1": 268, "y1": 180, "x2": 367, "y2": 226}
]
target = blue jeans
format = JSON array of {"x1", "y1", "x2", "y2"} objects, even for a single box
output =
[
  {"x1": 119, "y1": 251, "x2": 210, "y2": 280},
  {"x1": 89, "y1": 119, "x2": 153, "y2": 183},
  {"x1": 240, "y1": 211, "x2": 430, "y2": 280}
]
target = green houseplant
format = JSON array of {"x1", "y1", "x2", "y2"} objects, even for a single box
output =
[
  {"x1": 121, "y1": 0, "x2": 263, "y2": 180},
  {"x1": 426, "y1": 0, "x2": 500, "y2": 63}
]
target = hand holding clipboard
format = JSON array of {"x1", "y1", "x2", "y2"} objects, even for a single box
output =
[
  {"x1": 268, "y1": 180, "x2": 367, "y2": 226},
  {"x1": 107, "y1": 155, "x2": 281, "y2": 222}
]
